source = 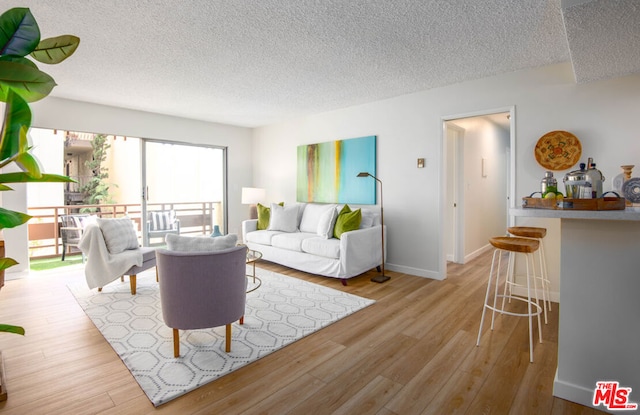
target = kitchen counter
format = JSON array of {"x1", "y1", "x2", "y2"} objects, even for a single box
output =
[
  {"x1": 510, "y1": 206, "x2": 640, "y2": 410},
  {"x1": 511, "y1": 206, "x2": 640, "y2": 220}
]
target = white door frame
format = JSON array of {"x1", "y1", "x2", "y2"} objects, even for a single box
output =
[
  {"x1": 445, "y1": 123, "x2": 465, "y2": 264},
  {"x1": 439, "y1": 106, "x2": 516, "y2": 279}
]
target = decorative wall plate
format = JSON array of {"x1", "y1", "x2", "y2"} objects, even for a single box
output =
[
  {"x1": 534, "y1": 130, "x2": 582, "y2": 171},
  {"x1": 622, "y1": 177, "x2": 640, "y2": 203}
]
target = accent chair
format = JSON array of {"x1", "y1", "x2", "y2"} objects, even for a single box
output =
[{"x1": 156, "y1": 245, "x2": 247, "y2": 357}]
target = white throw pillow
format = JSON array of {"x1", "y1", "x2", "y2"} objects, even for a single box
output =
[
  {"x1": 97, "y1": 217, "x2": 139, "y2": 254},
  {"x1": 165, "y1": 233, "x2": 238, "y2": 251},
  {"x1": 299, "y1": 203, "x2": 336, "y2": 233},
  {"x1": 268, "y1": 203, "x2": 298, "y2": 232},
  {"x1": 360, "y1": 209, "x2": 378, "y2": 228},
  {"x1": 317, "y1": 207, "x2": 338, "y2": 239}
]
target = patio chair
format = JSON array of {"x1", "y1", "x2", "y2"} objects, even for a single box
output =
[
  {"x1": 60, "y1": 214, "x2": 94, "y2": 261},
  {"x1": 147, "y1": 210, "x2": 180, "y2": 241}
]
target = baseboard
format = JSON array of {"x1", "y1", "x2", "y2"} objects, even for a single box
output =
[
  {"x1": 464, "y1": 244, "x2": 492, "y2": 264},
  {"x1": 385, "y1": 263, "x2": 443, "y2": 280},
  {"x1": 553, "y1": 369, "x2": 607, "y2": 413}
]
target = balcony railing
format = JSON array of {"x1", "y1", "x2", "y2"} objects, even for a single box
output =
[{"x1": 27, "y1": 201, "x2": 223, "y2": 259}]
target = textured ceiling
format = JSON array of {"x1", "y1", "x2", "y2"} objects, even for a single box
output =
[{"x1": 11, "y1": 0, "x2": 640, "y2": 127}]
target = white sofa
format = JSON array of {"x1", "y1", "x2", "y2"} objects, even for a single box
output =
[{"x1": 242, "y1": 203, "x2": 385, "y2": 284}]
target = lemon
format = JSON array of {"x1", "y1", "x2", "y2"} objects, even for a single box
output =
[
  {"x1": 544, "y1": 192, "x2": 556, "y2": 199},
  {"x1": 556, "y1": 193, "x2": 564, "y2": 200}
]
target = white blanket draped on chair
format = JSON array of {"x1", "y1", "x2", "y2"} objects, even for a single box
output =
[{"x1": 79, "y1": 223, "x2": 143, "y2": 289}]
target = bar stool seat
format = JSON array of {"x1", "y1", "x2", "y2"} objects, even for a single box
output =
[
  {"x1": 477, "y1": 236, "x2": 543, "y2": 363},
  {"x1": 507, "y1": 226, "x2": 551, "y2": 323},
  {"x1": 507, "y1": 226, "x2": 546, "y2": 239}
]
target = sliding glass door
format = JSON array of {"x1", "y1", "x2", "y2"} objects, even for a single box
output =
[{"x1": 142, "y1": 140, "x2": 226, "y2": 246}]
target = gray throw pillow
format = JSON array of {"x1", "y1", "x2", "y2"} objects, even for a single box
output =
[
  {"x1": 97, "y1": 217, "x2": 139, "y2": 254},
  {"x1": 165, "y1": 233, "x2": 238, "y2": 252}
]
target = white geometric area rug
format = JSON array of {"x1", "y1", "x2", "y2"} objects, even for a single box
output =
[{"x1": 68, "y1": 267, "x2": 374, "y2": 406}]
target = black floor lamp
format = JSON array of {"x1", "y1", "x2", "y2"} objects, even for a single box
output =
[{"x1": 357, "y1": 172, "x2": 390, "y2": 283}]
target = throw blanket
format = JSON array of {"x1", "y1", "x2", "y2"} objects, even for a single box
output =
[{"x1": 79, "y1": 223, "x2": 143, "y2": 289}]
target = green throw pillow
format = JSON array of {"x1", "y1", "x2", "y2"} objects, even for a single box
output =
[
  {"x1": 257, "y1": 203, "x2": 270, "y2": 230},
  {"x1": 256, "y1": 202, "x2": 284, "y2": 230},
  {"x1": 333, "y1": 205, "x2": 362, "y2": 239}
]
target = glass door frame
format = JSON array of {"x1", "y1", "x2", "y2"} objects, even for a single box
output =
[{"x1": 140, "y1": 138, "x2": 228, "y2": 247}]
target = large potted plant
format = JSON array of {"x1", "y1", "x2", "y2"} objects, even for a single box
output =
[{"x1": 0, "y1": 7, "x2": 80, "y2": 337}]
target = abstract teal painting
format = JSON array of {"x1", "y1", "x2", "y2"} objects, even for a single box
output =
[{"x1": 297, "y1": 135, "x2": 376, "y2": 204}]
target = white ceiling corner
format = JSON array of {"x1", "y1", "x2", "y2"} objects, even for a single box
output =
[
  {"x1": 14, "y1": 0, "x2": 640, "y2": 128},
  {"x1": 562, "y1": 0, "x2": 640, "y2": 83}
]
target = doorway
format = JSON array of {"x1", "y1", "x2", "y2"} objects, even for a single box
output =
[{"x1": 442, "y1": 108, "x2": 514, "y2": 270}]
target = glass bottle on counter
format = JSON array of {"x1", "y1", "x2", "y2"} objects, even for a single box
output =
[
  {"x1": 586, "y1": 161, "x2": 604, "y2": 198},
  {"x1": 541, "y1": 171, "x2": 557, "y2": 196}
]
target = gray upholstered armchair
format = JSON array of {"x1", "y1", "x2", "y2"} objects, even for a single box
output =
[{"x1": 156, "y1": 245, "x2": 247, "y2": 357}]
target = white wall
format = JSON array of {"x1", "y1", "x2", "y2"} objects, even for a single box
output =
[
  {"x1": 4, "y1": 97, "x2": 253, "y2": 274},
  {"x1": 252, "y1": 62, "x2": 640, "y2": 286},
  {"x1": 28, "y1": 129, "x2": 65, "y2": 207}
]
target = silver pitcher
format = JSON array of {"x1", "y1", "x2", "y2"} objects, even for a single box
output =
[{"x1": 564, "y1": 164, "x2": 592, "y2": 198}]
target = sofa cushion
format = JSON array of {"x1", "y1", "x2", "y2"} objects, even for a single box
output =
[
  {"x1": 97, "y1": 217, "x2": 139, "y2": 254},
  {"x1": 271, "y1": 232, "x2": 316, "y2": 252},
  {"x1": 245, "y1": 230, "x2": 282, "y2": 246},
  {"x1": 333, "y1": 205, "x2": 362, "y2": 239},
  {"x1": 299, "y1": 203, "x2": 337, "y2": 233},
  {"x1": 301, "y1": 237, "x2": 341, "y2": 259},
  {"x1": 268, "y1": 203, "x2": 299, "y2": 232},
  {"x1": 165, "y1": 233, "x2": 238, "y2": 251}
]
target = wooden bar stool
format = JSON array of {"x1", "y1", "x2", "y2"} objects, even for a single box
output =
[
  {"x1": 507, "y1": 226, "x2": 551, "y2": 323},
  {"x1": 476, "y1": 236, "x2": 543, "y2": 363}
]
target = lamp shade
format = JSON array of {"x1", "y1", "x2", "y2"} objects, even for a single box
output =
[{"x1": 241, "y1": 187, "x2": 266, "y2": 204}]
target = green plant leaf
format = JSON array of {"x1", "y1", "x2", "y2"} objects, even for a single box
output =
[
  {"x1": 0, "y1": 172, "x2": 75, "y2": 183},
  {"x1": 0, "y1": 55, "x2": 38, "y2": 69},
  {"x1": 0, "y1": 90, "x2": 31, "y2": 161},
  {"x1": 0, "y1": 60, "x2": 56, "y2": 103},
  {"x1": 18, "y1": 123, "x2": 29, "y2": 153},
  {"x1": 15, "y1": 152, "x2": 42, "y2": 178},
  {"x1": 0, "y1": 324, "x2": 25, "y2": 335},
  {"x1": 0, "y1": 206, "x2": 31, "y2": 229},
  {"x1": 0, "y1": 8, "x2": 39, "y2": 57},
  {"x1": 0, "y1": 184, "x2": 12, "y2": 191},
  {"x1": 0, "y1": 257, "x2": 18, "y2": 271},
  {"x1": 31, "y1": 35, "x2": 80, "y2": 64}
]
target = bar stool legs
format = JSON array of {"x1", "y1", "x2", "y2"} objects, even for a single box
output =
[
  {"x1": 537, "y1": 237, "x2": 552, "y2": 315},
  {"x1": 476, "y1": 236, "x2": 543, "y2": 363},
  {"x1": 506, "y1": 226, "x2": 552, "y2": 324}
]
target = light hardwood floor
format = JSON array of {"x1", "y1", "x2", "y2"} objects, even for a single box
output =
[{"x1": 0, "y1": 251, "x2": 605, "y2": 415}]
